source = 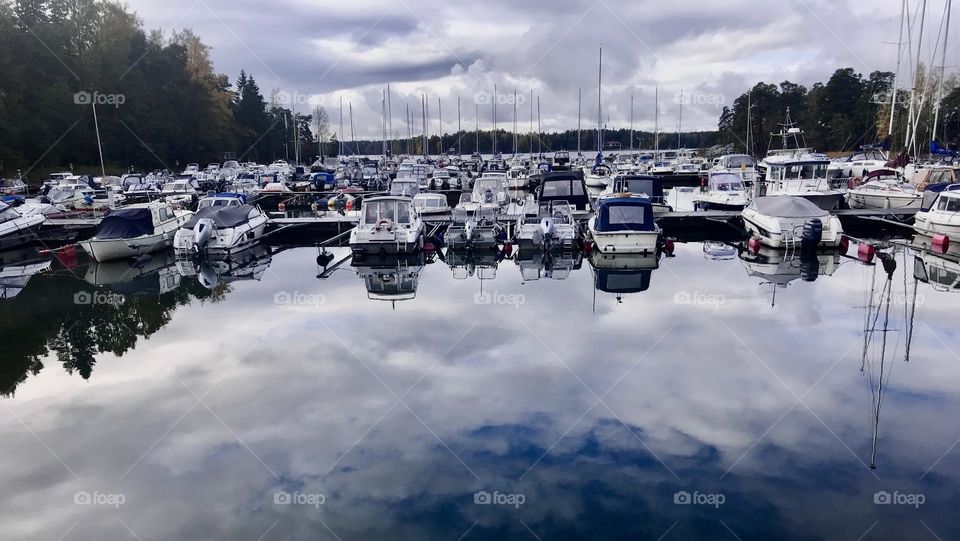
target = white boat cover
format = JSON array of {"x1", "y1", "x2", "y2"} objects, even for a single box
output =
[{"x1": 748, "y1": 196, "x2": 829, "y2": 218}]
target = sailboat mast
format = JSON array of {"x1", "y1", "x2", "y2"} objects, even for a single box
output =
[
  {"x1": 475, "y1": 103, "x2": 479, "y2": 154},
  {"x1": 629, "y1": 92, "x2": 634, "y2": 151},
  {"x1": 493, "y1": 85, "x2": 498, "y2": 155},
  {"x1": 537, "y1": 96, "x2": 542, "y2": 156},
  {"x1": 421, "y1": 94, "x2": 427, "y2": 158},
  {"x1": 577, "y1": 86, "x2": 582, "y2": 155},
  {"x1": 888, "y1": 0, "x2": 906, "y2": 137},
  {"x1": 406, "y1": 103, "x2": 411, "y2": 155},
  {"x1": 438, "y1": 96, "x2": 443, "y2": 155},
  {"x1": 678, "y1": 89, "x2": 683, "y2": 149},
  {"x1": 513, "y1": 90, "x2": 518, "y2": 155},
  {"x1": 905, "y1": 0, "x2": 928, "y2": 153},
  {"x1": 529, "y1": 90, "x2": 534, "y2": 155},
  {"x1": 457, "y1": 96, "x2": 462, "y2": 156},
  {"x1": 387, "y1": 84, "x2": 393, "y2": 155},
  {"x1": 597, "y1": 47, "x2": 603, "y2": 153},
  {"x1": 933, "y1": 0, "x2": 952, "y2": 142},
  {"x1": 349, "y1": 102, "x2": 356, "y2": 155},
  {"x1": 339, "y1": 96, "x2": 344, "y2": 156}
]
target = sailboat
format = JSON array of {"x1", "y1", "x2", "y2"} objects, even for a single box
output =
[{"x1": 585, "y1": 49, "x2": 614, "y2": 189}]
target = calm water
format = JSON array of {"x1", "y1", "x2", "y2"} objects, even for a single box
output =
[{"x1": 1, "y1": 240, "x2": 958, "y2": 540}]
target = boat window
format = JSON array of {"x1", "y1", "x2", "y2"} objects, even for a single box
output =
[
  {"x1": 939, "y1": 196, "x2": 960, "y2": 212},
  {"x1": 396, "y1": 203, "x2": 411, "y2": 223},
  {"x1": 608, "y1": 205, "x2": 645, "y2": 225}
]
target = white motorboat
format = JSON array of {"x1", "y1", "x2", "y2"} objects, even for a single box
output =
[
  {"x1": 741, "y1": 196, "x2": 843, "y2": 249},
  {"x1": 446, "y1": 207, "x2": 501, "y2": 249},
  {"x1": 471, "y1": 175, "x2": 509, "y2": 210},
  {"x1": 692, "y1": 172, "x2": 750, "y2": 211},
  {"x1": 515, "y1": 200, "x2": 578, "y2": 250},
  {"x1": 711, "y1": 154, "x2": 758, "y2": 185},
  {"x1": 584, "y1": 162, "x2": 614, "y2": 188},
  {"x1": 845, "y1": 169, "x2": 921, "y2": 209},
  {"x1": 350, "y1": 196, "x2": 423, "y2": 254},
  {"x1": 758, "y1": 112, "x2": 844, "y2": 210},
  {"x1": 160, "y1": 178, "x2": 199, "y2": 207},
  {"x1": 828, "y1": 147, "x2": 888, "y2": 179},
  {"x1": 507, "y1": 165, "x2": 529, "y2": 189},
  {"x1": 78, "y1": 202, "x2": 193, "y2": 262},
  {"x1": 174, "y1": 193, "x2": 268, "y2": 255},
  {"x1": 588, "y1": 196, "x2": 660, "y2": 254},
  {"x1": 914, "y1": 185, "x2": 960, "y2": 237},
  {"x1": 413, "y1": 193, "x2": 450, "y2": 215},
  {"x1": 0, "y1": 201, "x2": 45, "y2": 250}
]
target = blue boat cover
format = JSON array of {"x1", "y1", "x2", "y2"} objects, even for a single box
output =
[
  {"x1": 183, "y1": 205, "x2": 256, "y2": 229},
  {"x1": 97, "y1": 208, "x2": 154, "y2": 240},
  {"x1": 595, "y1": 197, "x2": 655, "y2": 232},
  {"x1": 595, "y1": 269, "x2": 652, "y2": 293}
]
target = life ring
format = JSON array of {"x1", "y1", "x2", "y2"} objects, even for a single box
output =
[{"x1": 375, "y1": 219, "x2": 393, "y2": 230}]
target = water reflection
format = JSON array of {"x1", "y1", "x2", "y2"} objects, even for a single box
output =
[{"x1": 1, "y1": 237, "x2": 959, "y2": 540}]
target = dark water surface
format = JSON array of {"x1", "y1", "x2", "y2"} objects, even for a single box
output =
[{"x1": 1, "y1": 241, "x2": 958, "y2": 540}]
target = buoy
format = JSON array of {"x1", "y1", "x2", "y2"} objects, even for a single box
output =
[
  {"x1": 748, "y1": 237, "x2": 761, "y2": 253},
  {"x1": 663, "y1": 239, "x2": 675, "y2": 255},
  {"x1": 932, "y1": 234, "x2": 950, "y2": 254},
  {"x1": 857, "y1": 242, "x2": 876, "y2": 263},
  {"x1": 345, "y1": 198, "x2": 354, "y2": 211},
  {"x1": 583, "y1": 241, "x2": 594, "y2": 255}
]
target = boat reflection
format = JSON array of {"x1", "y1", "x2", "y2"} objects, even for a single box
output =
[
  {"x1": 84, "y1": 249, "x2": 182, "y2": 294},
  {"x1": 444, "y1": 246, "x2": 503, "y2": 281},
  {"x1": 0, "y1": 247, "x2": 52, "y2": 300},
  {"x1": 351, "y1": 251, "x2": 426, "y2": 305},
  {"x1": 739, "y1": 246, "x2": 840, "y2": 306},
  {"x1": 589, "y1": 251, "x2": 660, "y2": 304},
  {"x1": 176, "y1": 244, "x2": 274, "y2": 289},
  {"x1": 515, "y1": 248, "x2": 583, "y2": 282}
]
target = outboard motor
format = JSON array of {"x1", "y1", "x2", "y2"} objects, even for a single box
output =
[
  {"x1": 801, "y1": 218, "x2": 822, "y2": 255},
  {"x1": 465, "y1": 218, "x2": 476, "y2": 242},
  {"x1": 540, "y1": 216, "x2": 556, "y2": 241},
  {"x1": 193, "y1": 218, "x2": 215, "y2": 252},
  {"x1": 198, "y1": 262, "x2": 219, "y2": 289}
]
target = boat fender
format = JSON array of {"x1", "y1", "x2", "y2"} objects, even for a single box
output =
[
  {"x1": 278, "y1": 201, "x2": 286, "y2": 213},
  {"x1": 503, "y1": 242, "x2": 513, "y2": 257},
  {"x1": 838, "y1": 235, "x2": 850, "y2": 255},
  {"x1": 747, "y1": 237, "x2": 761, "y2": 254},
  {"x1": 932, "y1": 234, "x2": 950, "y2": 254},
  {"x1": 857, "y1": 243, "x2": 876, "y2": 263},
  {"x1": 663, "y1": 239, "x2": 675, "y2": 255}
]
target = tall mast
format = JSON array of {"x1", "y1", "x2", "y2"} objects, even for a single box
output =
[
  {"x1": 678, "y1": 89, "x2": 683, "y2": 149},
  {"x1": 339, "y1": 96, "x2": 344, "y2": 156},
  {"x1": 511, "y1": 90, "x2": 516, "y2": 156},
  {"x1": 597, "y1": 47, "x2": 603, "y2": 153},
  {"x1": 577, "y1": 87, "x2": 582, "y2": 156},
  {"x1": 421, "y1": 94, "x2": 427, "y2": 158},
  {"x1": 475, "y1": 103, "x2": 479, "y2": 154},
  {"x1": 933, "y1": 0, "x2": 953, "y2": 142},
  {"x1": 387, "y1": 84, "x2": 393, "y2": 155},
  {"x1": 457, "y1": 96, "x2": 462, "y2": 156},
  {"x1": 406, "y1": 102, "x2": 411, "y2": 155},
  {"x1": 91, "y1": 100, "x2": 106, "y2": 178},
  {"x1": 629, "y1": 91, "x2": 634, "y2": 151},
  {"x1": 654, "y1": 87, "x2": 660, "y2": 154},
  {"x1": 905, "y1": 0, "x2": 928, "y2": 153},
  {"x1": 438, "y1": 96, "x2": 443, "y2": 155},
  {"x1": 537, "y1": 96, "x2": 542, "y2": 156},
  {"x1": 349, "y1": 102, "x2": 356, "y2": 155},
  {"x1": 529, "y1": 90, "x2": 534, "y2": 155},
  {"x1": 888, "y1": 0, "x2": 907, "y2": 137},
  {"x1": 381, "y1": 90, "x2": 387, "y2": 160},
  {"x1": 493, "y1": 84, "x2": 498, "y2": 155}
]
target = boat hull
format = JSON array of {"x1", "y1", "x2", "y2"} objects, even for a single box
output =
[
  {"x1": 0, "y1": 216, "x2": 45, "y2": 251},
  {"x1": 79, "y1": 233, "x2": 174, "y2": 262},
  {"x1": 846, "y1": 191, "x2": 921, "y2": 210},
  {"x1": 588, "y1": 222, "x2": 660, "y2": 254}
]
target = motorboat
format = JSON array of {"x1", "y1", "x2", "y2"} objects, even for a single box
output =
[
  {"x1": 2, "y1": 178, "x2": 29, "y2": 196},
  {"x1": 78, "y1": 202, "x2": 193, "y2": 262},
  {"x1": 515, "y1": 248, "x2": 582, "y2": 281},
  {"x1": 845, "y1": 169, "x2": 921, "y2": 209},
  {"x1": 0, "y1": 248, "x2": 52, "y2": 299},
  {"x1": 537, "y1": 172, "x2": 592, "y2": 215},
  {"x1": 711, "y1": 154, "x2": 758, "y2": 185},
  {"x1": 349, "y1": 196, "x2": 423, "y2": 254},
  {"x1": 828, "y1": 147, "x2": 888, "y2": 179},
  {"x1": 584, "y1": 162, "x2": 614, "y2": 188},
  {"x1": 412, "y1": 193, "x2": 450, "y2": 216},
  {"x1": 454, "y1": 192, "x2": 481, "y2": 214},
  {"x1": 599, "y1": 175, "x2": 671, "y2": 211},
  {"x1": 45, "y1": 182, "x2": 110, "y2": 210},
  {"x1": 445, "y1": 207, "x2": 501, "y2": 249},
  {"x1": 914, "y1": 185, "x2": 960, "y2": 237},
  {"x1": 0, "y1": 201, "x2": 45, "y2": 250},
  {"x1": 428, "y1": 169, "x2": 453, "y2": 190},
  {"x1": 692, "y1": 172, "x2": 750, "y2": 210},
  {"x1": 177, "y1": 244, "x2": 273, "y2": 289},
  {"x1": 741, "y1": 196, "x2": 843, "y2": 249},
  {"x1": 471, "y1": 175, "x2": 509, "y2": 210},
  {"x1": 588, "y1": 196, "x2": 660, "y2": 254},
  {"x1": 390, "y1": 178, "x2": 420, "y2": 198},
  {"x1": 173, "y1": 193, "x2": 268, "y2": 255},
  {"x1": 588, "y1": 251, "x2": 659, "y2": 300},
  {"x1": 758, "y1": 111, "x2": 844, "y2": 210},
  {"x1": 552, "y1": 151, "x2": 572, "y2": 171},
  {"x1": 515, "y1": 200, "x2": 578, "y2": 250},
  {"x1": 507, "y1": 165, "x2": 530, "y2": 189},
  {"x1": 703, "y1": 241, "x2": 738, "y2": 260},
  {"x1": 739, "y1": 246, "x2": 840, "y2": 305},
  {"x1": 160, "y1": 178, "x2": 200, "y2": 207}
]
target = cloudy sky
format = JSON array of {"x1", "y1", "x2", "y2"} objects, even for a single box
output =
[{"x1": 125, "y1": 0, "x2": 918, "y2": 138}]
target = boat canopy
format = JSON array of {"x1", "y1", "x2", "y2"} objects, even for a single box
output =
[
  {"x1": 594, "y1": 269, "x2": 652, "y2": 293},
  {"x1": 748, "y1": 196, "x2": 829, "y2": 218},
  {"x1": 613, "y1": 175, "x2": 664, "y2": 199},
  {"x1": 183, "y1": 205, "x2": 257, "y2": 229},
  {"x1": 97, "y1": 208, "x2": 154, "y2": 239},
  {"x1": 594, "y1": 197, "x2": 655, "y2": 232},
  {"x1": 708, "y1": 172, "x2": 745, "y2": 190},
  {"x1": 864, "y1": 169, "x2": 899, "y2": 180}
]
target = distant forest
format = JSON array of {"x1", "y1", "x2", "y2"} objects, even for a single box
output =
[{"x1": 2, "y1": 0, "x2": 957, "y2": 179}]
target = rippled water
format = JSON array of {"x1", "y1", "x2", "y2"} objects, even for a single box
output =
[{"x1": 1, "y1": 240, "x2": 958, "y2": 540}]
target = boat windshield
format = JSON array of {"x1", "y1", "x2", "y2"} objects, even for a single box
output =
[
  {"x1": 936, "y1": 195, "x2": 960, "y2": 212},
  {"x1": 48, "y1": 187, "x2": 78, "y2": 203},
  {"x1": 198, "y1": 198, "x2": 240, "y2": 209},
  {"x1": 786, "y1": 163, "x2": 829, "y2": 179},
  {"x1": 710, "y1": 173, "x2": 744, "y2": 191},
  {"x1": 0, "y1": 205, "x2": 20, "y2": 224},
  {"x1": 364, "y1": 200, "x2": 411, "y2": 224},
  {"x1": 607, "y1": 205, "x2": 647, "y2": 226},
  {"x1": 723, "y1": 155, "x2": 755, "y2": 168},
  {"x1": 542, "y1": 181, "x2": 584, "y2": 198}
]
